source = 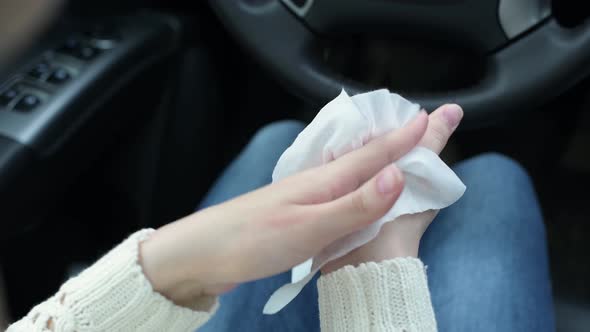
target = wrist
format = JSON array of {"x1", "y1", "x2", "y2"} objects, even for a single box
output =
[
  {"x1": 139, "y1": 230, "x2": 205, "y2": 307},
  {"x1": 321, "y1": 235, "x2": 420, "y2": 274},
  {"x1": 138, "y1": 222, "x2": 237, "y2": 309}
]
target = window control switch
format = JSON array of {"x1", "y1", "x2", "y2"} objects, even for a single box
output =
[
  {"x1": 14, "y1": 94, "x2": 41, "y2": 112},
  {"x1": 47, "y1": 68, "x2": 71, "y2": 84}
]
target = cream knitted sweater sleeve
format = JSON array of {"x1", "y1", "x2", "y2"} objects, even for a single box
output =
[
  {"x1": 317, "y1": 258, "x2": 437, "y2": 332},
  {"x1": 7, "y1": 229, "x2": 217, "y2": 332},
  {"x1": 8, "y1": 229, "x2": 437, "y2": 332}
]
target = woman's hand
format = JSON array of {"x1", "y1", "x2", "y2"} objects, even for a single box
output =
[
  {"x1": 139, "y1": 112, "x2": 429, "y2": 306},
  {"x1": 322, "y1": 104, "x2": 463, "y2": 274}
]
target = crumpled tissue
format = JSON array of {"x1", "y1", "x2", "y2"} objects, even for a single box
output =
[{"x1": 263, "y1": 89, "x2": 466, "y2": 314}]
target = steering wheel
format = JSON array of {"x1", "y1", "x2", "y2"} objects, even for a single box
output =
[{"x1": 209, "y1": 0, "x2": 590, "y2": 127}]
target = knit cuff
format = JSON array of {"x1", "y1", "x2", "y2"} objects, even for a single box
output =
[
  {"x1": 317, "y1": 258, "x2": 437, "y2": 332},
  {"x1": 49, "y1": 229, "x2": 217, "y2": 331}
]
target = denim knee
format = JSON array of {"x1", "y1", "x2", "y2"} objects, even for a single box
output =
[
  {"x1": 248, "y1": 120, "x2": 306, "y2": 150},
  {"x1": 420, "y1": 153, "x2": 553, "y2": 332},
  {"x1": 454, "y1": 152, "x2": 533, "y2": 191},
  {"x1": 451, "y1": 152, "x2": 546, "y2": 250}
]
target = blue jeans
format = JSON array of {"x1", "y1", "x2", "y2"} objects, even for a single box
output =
[{"x1": 196, "y1": 120, "x2": 555, "y2": 332}]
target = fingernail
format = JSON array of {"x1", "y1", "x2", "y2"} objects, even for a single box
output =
[
  {"x1": 443, "y1": 104, "x2": 463, "y2": 129},
  {"x1": 377, "y1": 165, "x2": 402, "y2": 195}
]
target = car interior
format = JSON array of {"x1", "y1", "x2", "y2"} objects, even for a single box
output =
[{"x1": 1, "y1": 0, "x2": 589, "y2": 330}]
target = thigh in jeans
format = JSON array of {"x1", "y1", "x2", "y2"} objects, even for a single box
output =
[{"x1": 420, "y1": 153, "x2": 555, "y2": 332}]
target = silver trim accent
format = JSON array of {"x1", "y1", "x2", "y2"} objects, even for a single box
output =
[
  {"x1": 499, "y1": 0, "x2": 551, "y2": 39},
  {"x1": 280, "y1": 0, "x2": 314, "y2": 17}
]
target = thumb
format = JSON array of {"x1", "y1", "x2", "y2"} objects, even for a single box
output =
[
  {"x1": 419, "y1": 104, "x2": 463, "y2": 154},
  {"x1": 309, "y1": 164, "x2": 404, "y2": 240}
]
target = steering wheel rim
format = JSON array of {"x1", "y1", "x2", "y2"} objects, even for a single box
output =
[{"x1": 209, "y1": 0, "x2": 590, "y2": 128}]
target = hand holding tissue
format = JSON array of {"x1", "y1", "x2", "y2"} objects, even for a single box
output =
[{"x1": 263, "y1": 89, "x2": 466, "y2": 314}]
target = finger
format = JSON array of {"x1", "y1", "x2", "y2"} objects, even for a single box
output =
[
  {"x1": 305, "y1": 111, "x2": 427, "y2": 203},
  {"x1": 306, "y1": 163, "x2": 404, "y2": 239},
  {"x1": 419, "y1": 104, "x2": 463, "y2": 155}
]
